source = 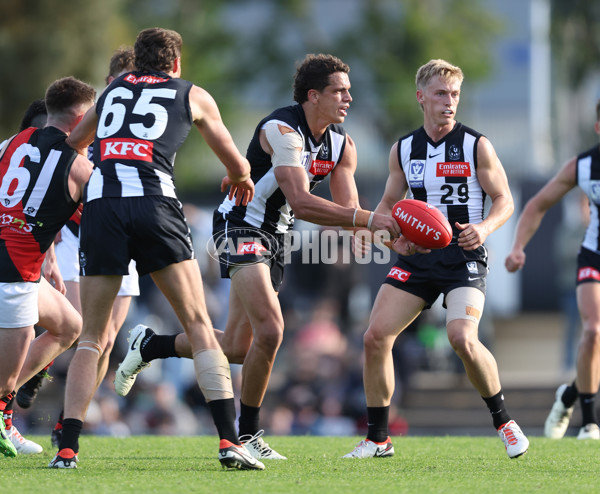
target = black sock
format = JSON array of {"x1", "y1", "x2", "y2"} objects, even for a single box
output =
[
  {"x1": 579, "y1": 393, "x2": 597, "y2": 426},
  {"x1": 140, "y1": 333, "x2": 179, "y2": 362},
  {"x1": 238, "y1": 401, "x2": 260, "y2": 438},
  {"x1": 483, "y1": 390, "x2": 511, "y2": 429},
  {"x1": 562, "y1": 381, "x2": 579, "y2": 408},
  {"x1": 207, "y1": 398, "x2": 238, "y2": 444},
  {"x1": 366, "y1": 406, "x2": 390, "y2": 443},
  {"x1": 59, "y1": 418, "x2": 83, "y2": 453}
]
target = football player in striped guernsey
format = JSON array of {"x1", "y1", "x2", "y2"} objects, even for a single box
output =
[
  {"x1": 113, "y1": 53, "x2": 403, "y2": 460},
  {"x1": 344, "y1": 59, "x2": 529, "y2": 459},
  {"x1": 506, "y1": 99, "x2": 600, "y2": 441},
  {"x1": 50, "y1": 28, "x2": 262, "y2": 471}
]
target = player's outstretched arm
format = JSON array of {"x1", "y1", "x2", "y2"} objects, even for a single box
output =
[
  {"x1": 505, "y1": 157, "x2": 577, "y2": 272},
  {"x1": 190, "y1": 85, "x2": 254, "y2": 205}
]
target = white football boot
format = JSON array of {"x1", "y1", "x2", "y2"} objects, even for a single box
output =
[
  {"x1": 114, "y1": 324, "x2": 153, "y2": 396},
  {"x1": 544, "y1": 384, "x2": 574, "y2": 439},
  {"x1": 6, "y1": 426, "x2": 43, "y2": 454},
  {"x1": 239, "y1": 430, "x2": 287, "y2": 460},
  {"x1": 498, "y1": 420, "x2": 529, "y2": 458},
  {"x1": 342, "y1": 437, "x2": 394, "y2": 458}
]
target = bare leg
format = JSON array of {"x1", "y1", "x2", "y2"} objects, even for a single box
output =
[
  {"x1": 16, "y1": 278, "x2": 81, "y2": 387},
  {"x1": 63, "y1": 275, "x2": 122, "y2": 420},
  {"x1": 0, "y1": 326, "x2": 34, "y2": 397},
  {"x1": 363, "y1": 285, "x2": 424, "y2": 406},
  {"x1": 575, "y1": 283, "x2": 600, "y2": 394},
  {"x1": 96, "y1": 295, "x2": 131, "y2": 387},
  {"x1": 447, "y1": 318, "x2": 501, "y2": 397}
]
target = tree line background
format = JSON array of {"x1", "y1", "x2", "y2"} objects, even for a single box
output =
[{"x1": 0, "y1": 0, "x2": 598, "y2": 199}]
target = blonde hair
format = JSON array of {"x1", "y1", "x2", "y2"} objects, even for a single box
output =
[{"x1": 415, "y1": 59, "x2": 464, "y2": 90}]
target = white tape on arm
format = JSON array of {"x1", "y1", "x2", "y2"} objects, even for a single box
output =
[{"x1": 264, "y1": 122, "x2": 304, "y2": 168}]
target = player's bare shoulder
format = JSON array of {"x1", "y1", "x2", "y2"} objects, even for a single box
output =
[{"x1": 189, "y1": 84, "x2": 220, "y2": 124}]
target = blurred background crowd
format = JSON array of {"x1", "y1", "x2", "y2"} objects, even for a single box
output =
[{"x1": 4, "y1": 0, "x2": 600, "y2": 438}]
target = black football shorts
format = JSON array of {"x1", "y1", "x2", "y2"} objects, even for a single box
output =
[
  {"x1": 383, "y1": 242, "x2": 488, "y2": 309},
  {"x1": 79, "y1": 196, "x2": 194, "y2": 277},
  {"x1": 212, "y1": 211, "x2": 285, "y2": 291}
]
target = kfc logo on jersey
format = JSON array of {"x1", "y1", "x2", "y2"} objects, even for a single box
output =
[
  {"x1": 578, "y1": 266, "x2": 600, "y2": 282},
  {"x1": 237, "y1": 242, "x2": 268, "y2": 256},
  {"x1": 387, "y1": 267, "x2": 411, "y2": 282},
  {"x1": 309, "y1": 160, "x2": 335, "y2": 176},
  {"x1": 436, "y1": 162, "x2": 471, "y2": 177},
  {"x1": 101, "y1": 138, "x2": 154, "y2": 162}
]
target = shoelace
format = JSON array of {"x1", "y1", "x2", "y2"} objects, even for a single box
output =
[
  {"x1": 8, "y1": 428, "x2": 25, "y2": 444},
  {"x1": 500, "y1": 426, "x2": 518, "y2": 446},
  {"x1": 241, "y1": 430, "x2": 273, "y2": 455}
]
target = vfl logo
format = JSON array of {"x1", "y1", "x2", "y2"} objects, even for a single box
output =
[
  {"x1": 448, "y1": 144, "x2": 461, "y2": 160},
  {"x1": 208, "y1": 227, "x2": 278, "y2": 266},
  {"x1": 408, "y1": 160, "x2": 425, "y2": 189},
  {"x1": 466, "y1": 261, "x2": 478, "y2": 274},
  {"x1": 387, "y1": 267, "x2": 411, "y2": 282},
  {"x1": 101, "y1": 138, "x2": 154, "y2": 162}
]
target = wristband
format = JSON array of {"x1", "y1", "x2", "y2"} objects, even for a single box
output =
[
  {"x1": 367, "y1": 211, "x2": 375, "y2": 230},
  {"x1": 352, "y1": 208, "x2": 358, "y2": 227}
]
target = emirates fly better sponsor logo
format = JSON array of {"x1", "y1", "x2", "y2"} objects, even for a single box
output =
[{"x1": 436, "y1": 162, "x2": 471, "y2": 177}]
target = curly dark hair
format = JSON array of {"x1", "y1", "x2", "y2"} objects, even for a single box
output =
[
  {"x1": 293, "y1": 54, "x2": 350, "y2": 104},
  {"x1": 134, "y1": 27, "x2": 182, "y2": 73}
]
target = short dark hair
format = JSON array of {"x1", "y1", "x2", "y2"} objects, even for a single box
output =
[
  {"x1": 293, "y1": 54, "x2": 350, "y2": 104},
  {"x1": 134, "y1": 28, "x2": 182, "y2": 73},
  {"x1": 596, "y1": 100, "x2": 600, "y2": 122},
  {"x1": 45, "y1": 77, "x2": 96, "y2": 117},
  {"x1": 107, "y1": 46, "x2": 135, "y2": 84},
  {"x1": 19, "y1": 99, "x2": 47, "y2": 131}
]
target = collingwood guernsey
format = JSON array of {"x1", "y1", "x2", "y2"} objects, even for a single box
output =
[
  {"x1": 398, "y1": 122, "x2": 485, "y2": 237},
  {"x1": 217, "y1": 104, "x2": 347, "y2": 234}
]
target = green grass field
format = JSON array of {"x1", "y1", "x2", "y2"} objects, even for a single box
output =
[{"x1": 2, "y1": 435, "x2": 597, "y2": 493}]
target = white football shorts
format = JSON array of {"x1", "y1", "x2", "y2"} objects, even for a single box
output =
[
  {"x1": 0, "y1": 281, "x2": 39, "y2": 328},
  {"x1": 55, "y1": 225, "x2": 140, "y2": 297}
]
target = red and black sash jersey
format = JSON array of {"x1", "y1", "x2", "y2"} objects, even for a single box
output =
[
  {"x1": 0, "y1": 126, "x2": 79, "y2": 282},
  {"x1": 85, "y1": 71, "x2": 193, "y2": 203}
]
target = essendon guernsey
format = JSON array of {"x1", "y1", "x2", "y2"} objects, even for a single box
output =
[{"x1": 0, "y1": 127, "x2": 79, "y2": 282}]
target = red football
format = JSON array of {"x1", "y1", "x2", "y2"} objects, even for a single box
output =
[{"x1": 391, "y1": 199, "x2": 452, "y2": 249}]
